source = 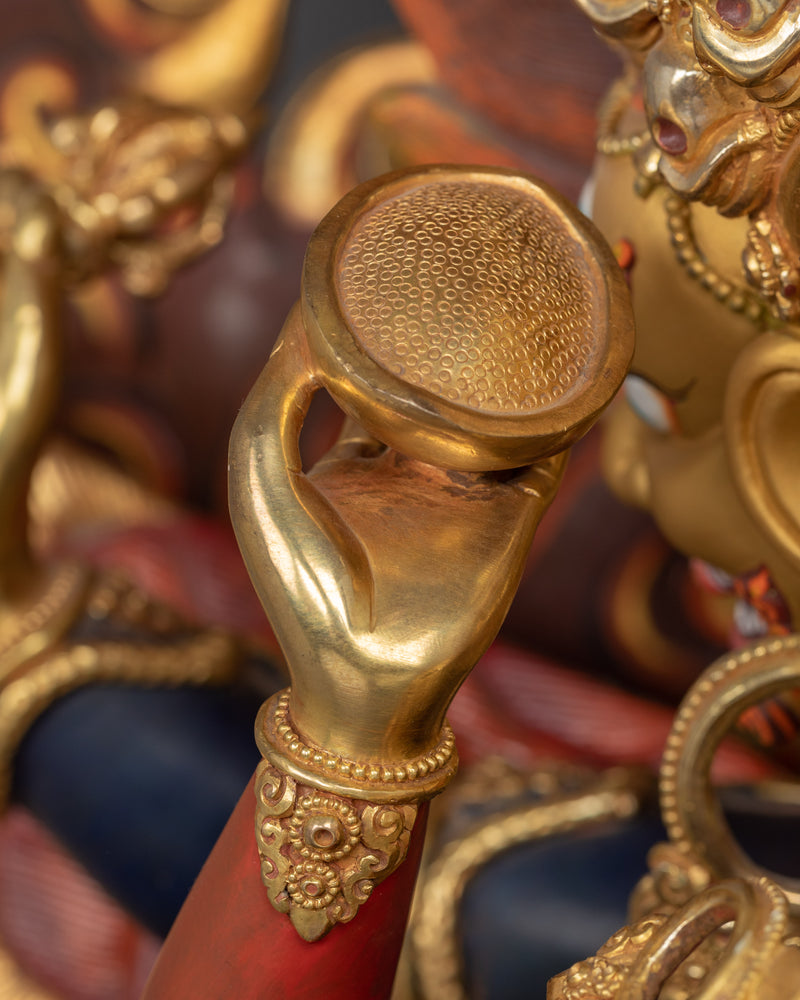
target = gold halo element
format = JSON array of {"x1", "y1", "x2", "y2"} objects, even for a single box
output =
[
  {"x1": 660, "y1": 634, "x2": 800, "y2": 917},
  {"x1": 302, "y1": 165, "x2": 633, "y2": 472}
]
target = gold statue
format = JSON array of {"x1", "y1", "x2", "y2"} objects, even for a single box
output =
[
  {"x1": 548, "y1": 631, "x2": 800, "y2": 998},
  {"x1": 544, "y1": 4, "x2": 800, "y2": 995},
  {"x1": 574, "y1": 0, "x2": 800, "y2": 638},
  {"x1": 0, "y1": 108, "x2": 246, "y2": 800},
  {"x1": 228, "y1": 164, "x2": 634, "y2": 940},
  {"x1": 549, "y1": 877, "x2": 800, "y2": 1000},
  {"x1": 0, "y1": 90, "x2": 259, "y2": 803}
]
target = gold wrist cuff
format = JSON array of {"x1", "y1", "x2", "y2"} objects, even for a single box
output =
[{"x1": 255, "y1": 690, "x2": 459, "y2": 804}]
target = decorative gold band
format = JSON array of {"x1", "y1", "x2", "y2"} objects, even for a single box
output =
[
  {"x1": 255, "y1": 760, "x2": 419, "y2": 941},
  {"x1": 255, "y1": 690, "x2": 458, "y2": 803},
  {"x1": 254, "y1": 689, "x2": 458, "y2": 939}
]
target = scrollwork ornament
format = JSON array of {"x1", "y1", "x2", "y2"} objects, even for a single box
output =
[
  {"x1": 628, "y1": 841, "x2": 711, "y2": 920},
  {"x1": 254, "y1": 762, "x2": 417, "y2": 941}
]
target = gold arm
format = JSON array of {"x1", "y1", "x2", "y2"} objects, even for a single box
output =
[
  {"x1": 0, "y1": 173, "x2": 61, "y2": 596},
  {"x1": 230, "y1": 164, "x2": 634, "y2": 939}
]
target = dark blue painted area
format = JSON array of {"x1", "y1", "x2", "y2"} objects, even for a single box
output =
[
  {"x1": 12, "y1": 677, "x2": 271, "y2": 937},
  {"x1": 460, "y1": 816, "x2": 665, "y2": 998}
]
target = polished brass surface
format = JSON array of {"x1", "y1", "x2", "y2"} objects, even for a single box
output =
[
  {"x1": 302, "y1": 166, "x2": 634, "y2": 472},
  {"x1": 230, "y1": 163, "x2": 633, "y2": 937},
  {"x1": 549, "y1": 877, "x2": 800, "y2": 1000}
]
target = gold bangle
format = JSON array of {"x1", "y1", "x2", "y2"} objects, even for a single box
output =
[
  {"x1": 254, "y1": 688, "x2": 462, "y2": 941},
  {"x1": 256, "y1": 690, "x2": 458, "y2": 804}
]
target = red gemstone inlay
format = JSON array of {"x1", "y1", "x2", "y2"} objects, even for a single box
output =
[
  {"x1": 716, "y1": 0, "x2": 750, "y2": 29},
  {"x1": 655, "y1": 117, "x2": 688, "y2": 155}
]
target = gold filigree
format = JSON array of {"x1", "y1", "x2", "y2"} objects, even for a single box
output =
[
  {"x1": 549, "y1": 878, "x2": 796, "y2": 1000},
  {"x1": 254, "y1": 760, "x2": 417, "y2": 942}
]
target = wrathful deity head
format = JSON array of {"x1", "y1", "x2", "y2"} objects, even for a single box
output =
[{"x1": 575, "y1": 0, "x2": 800, "y2": 642}]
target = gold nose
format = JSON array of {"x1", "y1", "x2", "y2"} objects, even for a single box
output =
[{"x1": 301, "y1": 164, "x2": 634, "y2": 471}]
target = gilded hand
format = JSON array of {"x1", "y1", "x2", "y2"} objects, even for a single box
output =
[{"x1": 229, "y1": 305, "x2": 566, "y2": 767}]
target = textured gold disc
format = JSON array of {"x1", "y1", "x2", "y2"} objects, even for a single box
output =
[{"x1": 302, "y1": 165, "x2": 633, "y2": 471}]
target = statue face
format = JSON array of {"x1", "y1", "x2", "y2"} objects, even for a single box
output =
[
  {"x1": 643, "y1": 3, "x2": 773, "y2": 215},
  {"x1": 584, "y1": 0, "x2": 800, "y2": 636}
]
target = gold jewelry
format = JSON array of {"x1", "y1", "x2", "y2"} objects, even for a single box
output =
[
  {"x1": 659, "y1": 633, "x2": 800, "y2": 918},
  {"x1": 257, "y1": 692, "x2": 457, "y2": 804},
  {"x1": 411, "y1": 764, "x2": 651, "y2": 1000},
  {"x1": 254, "y1": 757, "x2": 418, "y2": 942},
  {"x1": 0, "y1": 563, "x2": 90, "y2": 681},
  {"x1": 664, "y1": 192, "x2": 770, "y2": 327},
  {"x1": 596, "y1": 72, "x2": 651, "y2": 158}
]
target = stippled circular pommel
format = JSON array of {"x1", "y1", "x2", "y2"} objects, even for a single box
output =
[{"x1": 302, "y1": 165, "x2": 633, "y2": 471}]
